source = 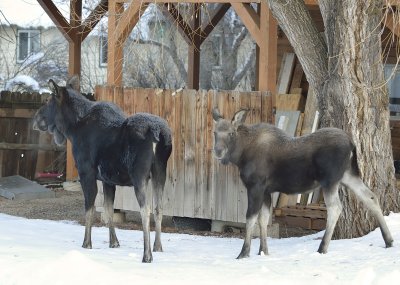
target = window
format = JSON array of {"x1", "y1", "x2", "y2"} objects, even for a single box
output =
[
  {"x1": 17, "y1": 30, "x2": 40, "y2": 63},
  {"x1": 385, "y1": 64, "x2": 400, "y2": 116},
  {"x1": 99, "y1": 34, "x2": 108, "y2": 67},
  {"x1": 385, "y1": 65, "x2": 400, "y2": 99}
]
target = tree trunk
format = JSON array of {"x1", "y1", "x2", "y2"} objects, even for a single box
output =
[{"x1": 267, "y1": 0, "x2": 400, "y2": 239}]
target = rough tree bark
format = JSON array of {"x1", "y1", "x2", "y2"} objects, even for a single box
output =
[{"x1": 267, "y1": 0, "x2": 400, "y2": 239}]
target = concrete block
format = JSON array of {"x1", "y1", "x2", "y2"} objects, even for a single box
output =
[{"x1": 0, "y1": 175, "x2": 55, "y2": 200}]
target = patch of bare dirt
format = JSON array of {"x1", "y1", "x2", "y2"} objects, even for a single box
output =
[{"x1": 0, "y1": 185, "x2": 315, "y2": 239}]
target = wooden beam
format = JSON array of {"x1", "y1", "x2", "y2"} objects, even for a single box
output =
[
  {"x1": 0, "y1": 142, "x2": 65, "y2": 152},
  {"x1": 66, "y1": 0, "x2": 82, "y2": 181},
  {"x1": 162, "y1": 3, "x2": 194, "y2": 45},
  {"x1": 187, "y1": 4, "x2": 201, "y2": 90},
  {"x1": 107, "y1": 1, "x2": 124, "y2": 85},
  {"x1": 200, "y1": 3, "x2": 231, "y2": 44},
  {"x1": 38, "y1": 0, "x2": 109, "y2": 42},
  {"x1": 81, "y1": 0, "x2": 109, "y2": 40},
  {"x1": 37, "y1": 0, "x2": 73, "y2": 42},
  {"x1": 0, "y1": 108, "x2": 37, "y2": 118},
  {"x1": 255, "y1": 2, "x2": 277, "y2": 93},
  {"x1": 231, "y1": 3, "x2": 262, "y2": 45},
  {"x1": 385, "y1": 13, "x2": 400, "y2": 38},
  {"x1": 115, "y1": 1, "x2": 149, "y2": 43}
]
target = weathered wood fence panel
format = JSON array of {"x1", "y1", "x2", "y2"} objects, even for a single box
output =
[
  {"x1": 0, "y1": 91, "x2": 65, "y2": 180},
  {"x1": 95, "y1": 86, "x2": 272, "y2": 223}
]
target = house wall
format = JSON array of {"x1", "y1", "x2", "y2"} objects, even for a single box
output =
[{"x1": 0, "y1": 25, "x2": 107, "y2": 93}]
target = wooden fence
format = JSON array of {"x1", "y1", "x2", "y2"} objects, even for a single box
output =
[
  {"x1": 95, "y1": 86, "x2": 272, "y2": 223},
  {"x1": 0, "y1": 91, "x2": 65, "y2": 181}
]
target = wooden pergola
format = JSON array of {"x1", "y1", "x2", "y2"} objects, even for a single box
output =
[{"x1": 37, "y1": 0, "x2": 400, "y2": 179}]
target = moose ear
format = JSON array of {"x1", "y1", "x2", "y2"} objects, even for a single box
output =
[
  {"x1": 231, "y1": 109, "x2": 249, "y2": 128},
  {"x1": 212, "y1": 108, "x2": 223, "y2": 122},
  {"x1": 48, "y1": 79, "x2": 60, "y2": 97},
  {"x1": 67, "y1": 75, "x2": 80, "y2": 91}
]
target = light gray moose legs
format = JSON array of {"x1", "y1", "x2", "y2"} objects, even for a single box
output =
[
  {"x1": 341, "y1": 171, "x2": 394, "y2": 247},
  {"x1": 318, "y1": 183, "x2": 342, "y2": 253},
  {"x1": 258, "y1": 194, "x2": 272, "y2": 255},
  {"x1": 318, "y1": 171, "x2": 394, "y2": 254},
  {"x1": 237, "y1": 190, "x2": 271, "y2": 259}
]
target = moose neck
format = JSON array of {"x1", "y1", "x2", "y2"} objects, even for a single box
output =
[
  {"x1": 62, "y1": 92, "x2": 94, "y2": 134},
  {"x1": 228, "y1": 128, "x2": 248, "y2": 166}
]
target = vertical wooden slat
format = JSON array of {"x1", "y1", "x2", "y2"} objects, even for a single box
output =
[
  {"x1": 194, "y1": 90, "x2": 203, "y2": 217},
  {"x1": 225, "y1": 90, "x2": 240, "y2": 222},
  {"x1": 205, "y1": 90, "x2": 215, "y2": 219},
  {"x1": 162, "y1": 89, "x2": 175, "y2": 216},
  {"x1": 214, "y1": 90, "x2": 229, "y2": 221},
  {"x1": 237, "y1": 92, "x2": 251, "y2": 222},
  {"x1": 183, "y1": 90, "x2": 196, "y2": 217},
  {"x1": 173, "y1": 89, "x2": 184, "y2": 217}
]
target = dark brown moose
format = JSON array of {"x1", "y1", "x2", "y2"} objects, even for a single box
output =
[
  {"x1": 33, "y1": 75, "x2": 172, "y2": 263},
  {"x1": 212, "y1": 108, "x2": 393, "y2": 259}
]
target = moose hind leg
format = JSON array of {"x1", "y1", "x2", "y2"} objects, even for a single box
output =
[
  {"x1": 103, "y1": 183, "x2": 120, "y2": 248},
  {"x1": 151, "y1": 160, "x2": 167, "y2": 252},
  {"x1": 258, "y1": 193, "x2": 271, "y2": 255},
  {"x1": 342, "y1": 171, "x2": 393, "y2": 248},
  {"x1": 134, "y1": 181, "x2": 153, "y2": 263},
  {"x1": 318, "y1": 184, "x2": 342, "y2": 254},
  {"x1": 237, "y1": 189, "x2": 264, "y2": 259},
  {"x1": 152, "y1": 182, "x2": 164, "y2": 252}
]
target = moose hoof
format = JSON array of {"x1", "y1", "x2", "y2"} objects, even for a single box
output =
[
  {"x1": 82, "y1": 242, "x2": 92, "y2": 249},
  {"x1": 109, "y1": 242, "x2": 120, "y2": 248},
  {"x1": 258, "y1": 250, "x2": 268, "y2": 256},
  {"x1": 153, "y1": 242, "x2": 163, "y2": 252},
  {"x1": 142, "y1": 255, "x2": 153, "y2": 263},
  {"x1": 385, "y1": 240, "x2": 394, "y2": 248},
  {"x1": 317, "y1": 248, "x2": 327, "y2": 254},
  {"x1": 236, "y1": 252, "x2": 250, "y2": 259}
]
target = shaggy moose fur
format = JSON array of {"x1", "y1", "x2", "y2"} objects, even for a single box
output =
[
  {"x1": 33, "y1": 76, "x2": 172, "y2": 263},
  {"x1": 212, "y1": 108, "x2": 393, "y2": 259}
]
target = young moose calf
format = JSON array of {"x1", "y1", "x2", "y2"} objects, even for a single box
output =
[
  {"x1": 212, "y1": 108, "x2": 393, "y2": 259},
  {"x1": 33, "y1": 76, "x2": 172, "y2": 263}
]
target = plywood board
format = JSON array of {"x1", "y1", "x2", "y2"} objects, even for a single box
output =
[
  {"x1": 276, "y1": 93, "x2": 305, "y2": 111},
  {"x1": 275, "y1": 111, "x2": 301, "y2": 136},
  {"x1": 276, "y1": 53, "x2": 296, "y2": 95}
]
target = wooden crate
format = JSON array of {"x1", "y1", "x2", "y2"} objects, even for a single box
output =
[{"x1": 274, "y1": 204, "x2": 327, "y2": 230}]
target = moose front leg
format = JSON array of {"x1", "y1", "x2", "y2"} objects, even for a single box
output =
[
  {"x1": 83, "y1": 207, "x2": 95, "y2": 248},
  {"x1": 80, "y1": 173, "x2": 98, "y2": 249},
  {"x1": 237, "y1": 187, "x2": 264, "y2": 259}
]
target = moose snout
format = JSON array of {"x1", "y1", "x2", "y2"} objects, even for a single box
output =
[
  {"x1": 213, "y1": 146, "x2": 227, "y2": 160},
  {"x1": 32, "y1": 115, "x2": 48, "y2": 131}
]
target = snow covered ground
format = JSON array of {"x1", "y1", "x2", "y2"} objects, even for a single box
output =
[{"x1": 0, "y1": 213, "x2": 399, "y2": 285}]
